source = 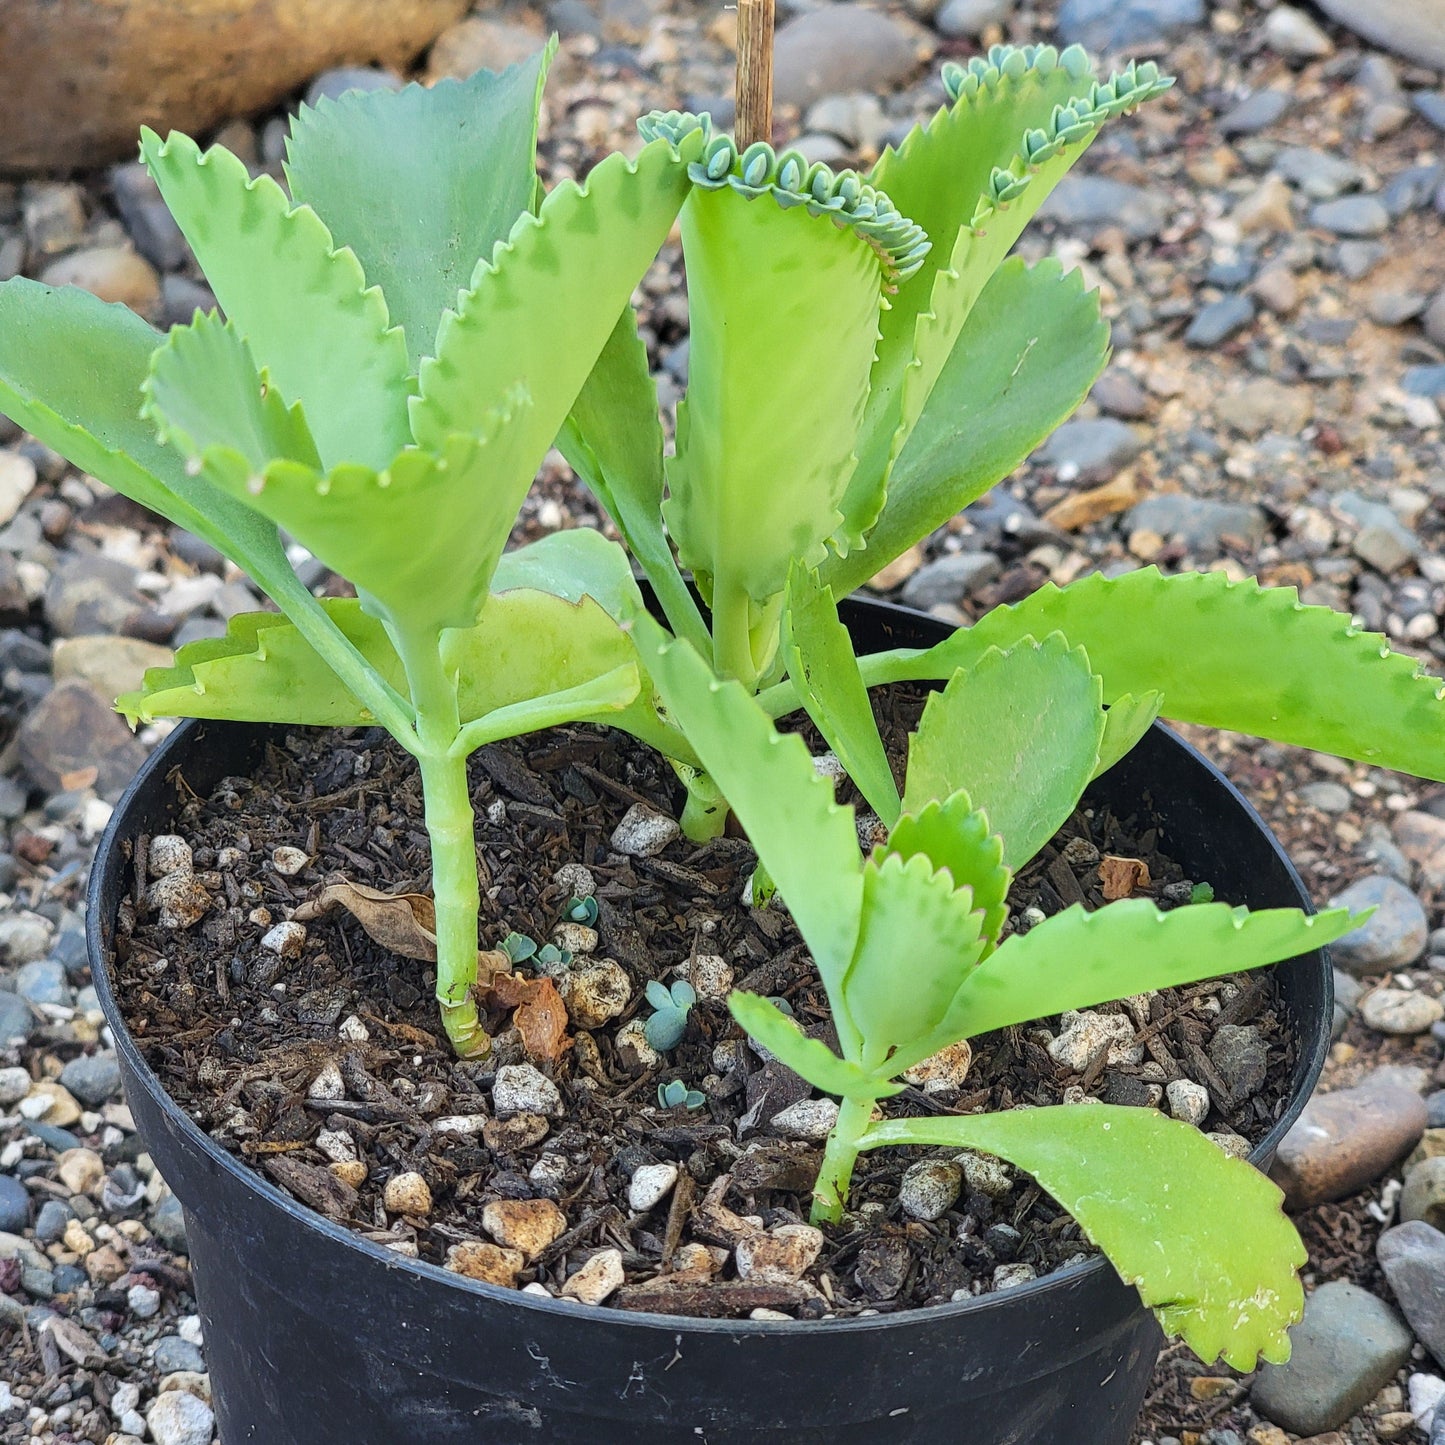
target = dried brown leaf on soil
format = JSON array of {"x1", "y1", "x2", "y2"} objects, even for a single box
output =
[{"x1": 489, "y1": 973, "x2": 572, "y2": 1062}]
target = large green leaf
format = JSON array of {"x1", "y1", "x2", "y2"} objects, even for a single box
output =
[
  {"x1": 0, "y1": 278, "x2": 412, "y2": 736},
  {"x1": 140, "y1": 129, "x2": 413, "y2": 470},
  {"x1": 558, "y1": 309, "x2": 709, "y2": 654},
  {"x1": 837, "y1": 50, "x2": 1168, "y2": 555},
  {"x1": 881, "y1": 790, "x2": 1010, "y2": 951},
  {"x1": 411, "y1": 130, "x2": 704, "y2": 483},
  {"x1": 637, "y1": 618, "x2": 867, "y2": 1055},
  {"x1": 947, "y1": 899, "x2": 1359, "y2": 1042},
  {"x1": 491, "y1": 526, "x2": 645, "y2": 621},
  {"x1": 285, "y1": 43, "x2": 555, "y2": 369},
  {"x1": 904, "y1": 634, "x2": 1104, "y2": 869},
  {"x1": 782, "y1": 566, "x2": 900, "y2": 823},
  {"x1": 823, "y1": 259, "x2": 1109, "y2": 595},
  {"x1": 664, "y1": 183, "x2": 884, "y2": 604},
  {"x1": 1094, "y1": 691, "x2": 1163, "y2": 779},
  {"x1": 844, "y1": 850, "x2": 988, "y2": 1065},
  {"x1": 862, "y1": 1104, "x2": 1305, "y2": 1369},
  {"x1": 874, "y1": 569, "x2": 1445, "y2": 783},
  {"x1": 728, "y1": 991, "x2": 903, "y2": 1103}
]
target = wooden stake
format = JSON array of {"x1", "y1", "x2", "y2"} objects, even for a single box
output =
[{"x1": 735, "y1": 0, "x2": 775, "y2": 149}]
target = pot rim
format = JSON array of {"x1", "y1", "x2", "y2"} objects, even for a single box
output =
[{"x1": 86, "y1": 599, "x2": 1331, "y2": 1340}]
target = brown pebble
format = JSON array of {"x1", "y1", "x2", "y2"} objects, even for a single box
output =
[
  {"x1": 1270, "y1": 1083, "x2": 1427, "y2": 1209},
  {"x1": 483, "y1": 1112, "x2": 549, "y2": 1153},
  {"x1": 382, "y1": 1171, "x2": 432, "y2": 1216},
  {"x1": 481, "y1": 1198, "x2": 566, "y2": 1259},
  {"x1": 329, "y1": 1161, "x2": 367, "y2": 1189},
  {"x1": 446, "y1": 1241, "x2": 525, "y2": 1288}
]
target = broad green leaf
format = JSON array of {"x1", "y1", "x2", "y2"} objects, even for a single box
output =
[
  {"x1": 559, "y1": 308, "x2": 709, "y2": 654},
  {"x1": 728, "y1": 991, "x2": 903, "y2": 1103},
  {"x1": 782, "y1": 565, "x2": 900, "y2": 823},
  {"x1": 285, "y1": 43, "x2": 555, "y2": 369},
  {"x1": 142, "y1": 311, "x2": 322, "y2": 484},
  {"x1": 947, "y1": 899, "x2": 1360, "y2": 1041},
  {"x1": 862, "y1": 1104, "x2": 1305, "y2": 1369},
  {"x1": 823, "y1": 259, "x2": 1109, "y2": 595},
  {"x1": 904, "y1": 634, "x2": 1104, "y2": 870},
  {"x1": 636, "y1": 617, "x2": 867, "y2": 1055},
  {"x1": 491, "y1": 527, "x2": 645, "y2": 622},
  {"x1": 844, "y1": 850, "x2": 988, "y2": 1064},
  {"x1": 664, "y1": 184, "x2": 883, "y2": 602},
  {"x1": 1094, "y1": 691, "x2": 1163, "y2": 778},
  {"x1": 876, "y1": 569, "x2": 1445, "y2": 783},
  {"x1": 0, "y1": 278, "x2": 411, "y2": 736},
  {"x1": 208, "y1": 399, "x2": 535, "y2": 634},
  {"x1": 837, "y1": 51, "x2": 1168, "y2": 555},
  {"x1": 411, "y1": 130, "x2": 704, "y2": 481},
  {"x1": 140, "y1": 129, "x2": 412, "y2": 470},
  {"x1": 882, "y1": 790, "x2": 1010, "y2": 950}
]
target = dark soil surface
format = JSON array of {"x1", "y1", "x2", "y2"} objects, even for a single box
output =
[{"x1": 109, "y1": 701, "x2": 1294, "y2": 1322}]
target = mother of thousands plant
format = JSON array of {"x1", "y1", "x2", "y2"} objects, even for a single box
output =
[{"x1": 2, "y1": 35, "x2": 1445, "y2": 1366}]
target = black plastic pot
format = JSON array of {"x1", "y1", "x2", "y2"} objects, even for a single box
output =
[{"x1": 87, "y1": 596, "x2": 1332, "y2": 1445}]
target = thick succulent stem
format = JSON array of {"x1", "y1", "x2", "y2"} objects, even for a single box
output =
[
  {"x1": 811, "y1": 1095, "x2": 873, "y2": 1225},
  {"x1": 672, "y1": 760, "x2": 730, "y2": 842},
  {"x1": 713, "y1": 573, "x2": 759, "y2": 690}
]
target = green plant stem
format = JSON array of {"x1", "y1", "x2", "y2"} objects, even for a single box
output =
[
  {"x1": 811, "y1": 1095, "x2": 874, "y2": 1225},
  {"x1": 757, "y1": 644, "x2": 928, "y2": 718},
  {"x1": 713, "y1": 574, "x2": 759, "y2": 689},
  {"x1": 671, "y1": 760, "x2": 730, "y2": 841},
  {"x1": 393, "y1": 626, "x2": 488, "y2": 1058}
]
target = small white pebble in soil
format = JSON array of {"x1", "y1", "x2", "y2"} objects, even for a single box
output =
[
  {"x1": 147, "y1": 873, "x2": 212, "y2": 930},
  {"x1": 900, "y1": 1160, "x2": 963, "y2": 1221},
  {"x1": 688, "y1": 953, "x2": 734, "y2": 1000},
  {"x1": 902, "y1": 1039, "x2": 973, "y2": 1094},
  {"x1": 1166, "y1": 1079, "x2": 1210, "y2": 1127},
  {"x1": 610, "y1": 802, "x2": 680, "y2": 858},
  {"x1": 1047, "y1": 1010, "x2": 1143, "y2": 1071},
  {"x1": 711, "y1": 1039, "x2": 742, "y2": 1074},
  {"x1": 270, "y1": 846, "x2": 309, "y2": 876},
  {"x1": 812, "y1": 751, "x2": 847, "y2": 787},
  {"x1": 615, "y1": 1018, "x2": 660, "y2": 1070},
  {"x1": 446, "y1": 1240, "x2": 525, "y2": 1287},
  {"x1": 528, "y1": 1152, "x2": 570, "y2": 1193},
  {"x1": 177, "y1": 1315, "x2": 204, "y2": 1346},
  {"x1": 993, "y1": 1263, "x2": 1037, "y2": 1290},
  {"x1": 315, "y1": 1129, "x2": 357, "y2": 1163},
  {"x1": 552, "y1": 921, "x2": 598, "y2": 955},
  {"x1": 493, "y1": 1063, "x2": 562, "y2": 1118},
  {"x1": 383, "y1": 1171, "x2": 433, "y2": 1216},
  {"x1": 486, "y1": 798, "x2": 507, "y2": 826},
  {"x1": 126, "y1": 1283, "x2": 161, "y2": 1319},
  {"x1": 628, "y1": 1162, "x2": 679, "y2": 1213},
  {"x1": 1207, "y1": 1131, "x2": 1251, "y2": 1159},
  {"x1": 148, "y1": 835, "x2": 193, "y2": 878},
  {"x1": 559, "y1": 959, "x2": 631, "y2": 1028},
  {"x1": 956, "y1": 1151, "x2": 1013, "y2": 1199},
  {"x1": 855, "y1": 812, "x2": 888, "y2": 850},
  {"x1": 1409, "y1": 1372, "x2": 1445, "y2": 1429},
  {"x1": 337, "y1": 1014, "x2": 370, "y2": 1043},
  {"x1": 735, "y1": 1224, "x2": 824, "y2": 1284},
  {"x1": 552, "y1": 862, "x2": 595, "y2": 897},
  {"x1": 261, "y1": 920, "x2": 306, "y2": 959},
  {"x1": 433, "y1": 1115, "x2": 488, "y2": 1136},
  {"x1": 215, "y1": 846, "x2": 244, "y2": 870},
  {"x1": 560, "y1": 1248, "x2": 625, "y2": 1305},
  {"x1": 145, "y1": 1389, "x2": 215, "y2": 1445},
  {"x1": 771, "y1": 1097, "x2": 840, "y2": 1142},
  {"x1": 306, "y1": 1061, "x2": 345, "y2": 1103},
  {"x1": 1362, "y1": 987, "x2": 1445, "y2": 1036}
]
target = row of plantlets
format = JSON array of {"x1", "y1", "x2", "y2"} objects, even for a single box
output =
[{"x1": 2, "y1": 39, "x2": 1443, "y2": 1370}]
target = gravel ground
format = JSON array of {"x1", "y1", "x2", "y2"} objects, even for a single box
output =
[{"x1": 4, "y1": 0, "x2": 1445, "y2": 1441}]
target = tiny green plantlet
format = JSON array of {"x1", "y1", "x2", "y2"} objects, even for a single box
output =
[
  {"x1": 634, "y1": 610, "x2": 1371, "y2": 1370},
  {"x1": 643, "y1": 979, "x2": 697, "y2": 1052},
  {"x1": 564, "y1": 896, "x2": 600, "y2": 927},
  {"x1": 658, "y1": 1079, "x2": 706, "y2": 1111}
]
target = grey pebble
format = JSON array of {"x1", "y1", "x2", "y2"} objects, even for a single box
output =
[
  {"x1": 1125, "y1": 496, "x2": 1267, "y2": 555},
  {"x1": 933, "y1": 0, "x2": 1013, "y2": 38},
  {"x1": 772, "y1": 7, "x2": 926, "y2": 111},
  {"x1": 1310, "y1": 196, "x2": 1390, "y2": 237},
  {"x1": 1378, "y1": 1220, "x2": 1445, "y2": 1366},
  {"x1": 900, "y1": 552, "x2": 1000, "y2": 610},
  {"x1": 149, "y1": 1194, "x2": 188, "y2": 1253},
  {"x1": 0, "y1": 1176, "x2": 29, "y2": 1233},
  {"x1": 1207, "y1": 1025, "x2": 1267, "y2": 1102},
  {"x1": 304, "y1": 67, "x2": 403, "y2": 107},
  {"x1": 152, "y1": 1335, "x2": 207, "y2": 1374},
  {"x1": 1040, "y1": 175, "x2": 1170, "y2": 241},
  {"x1": 1251, "y1": 1280, "x2": 1413, "y2": 1436},
  {"x1": 1403, "y1": 1157, "x2": 1445, "y2": 1230},
  {"x1": 1404, "y1": 365, "x2": 1445, "y2": 401},
  {"x1": 1038, "y1": 418, "x2": 1144, "y2": 482},
  {"x1": 1218, "y1": 89, "x2": 1290, "y2": 136},
  {"x1": 1275, "y1": 147, "x2": 1365, "y2": 200},
  {"x1": 1185, "y1": 294, "x2": 1256, "y2": 348},
  {"x1": 1416, "y1": 92, "x2": 1445, "y2": 131},
  {"x1": 1055, "y1": 0, "x2": 1202, "y2": 51},
  {"x1": 14, "y1": 958, "x2": 67, "y2": 1007},
  {"x1": 59, "y1": 1052, "x2": 121, "y2": 1108},
  {"x1": 1329, "y1": 875, "x2": 1428, "y2": 975},
  {"x1": 1299, "y1": 781, "x2": 1352, "y2": 813},
  {"x1": 34, "y1": 1200, "x2": 74, "y2": 1245}
]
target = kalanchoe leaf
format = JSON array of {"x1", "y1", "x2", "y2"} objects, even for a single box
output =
[
  {"x1": 1093, "y1": 690, "x2": 1164, "y2": 780},
  {"x1": 1190, "y1": 883, "x2": 1215, "y2": 905},
  {"x1": 645, "y1": 980, "x2": 675, "y2": 1012},
  {"x1": 566, "y1": 896, "x2": 600, "y2": 926},
  {"x1": 140, "y1": 127, "x2": 414, "y2": 472},
  {"x1": 670, "y1": 980, "x2": 697, "y2": 1009},
  {"x1": 658, "y1": 1079, "x2": 688, "y2": 1108},
  {"x1": 861, "y1": 1105, "x2": 1303, "y2": 1370},
  {"x1": 501, "y1": 932, "x2": 537, "y2": 964}
]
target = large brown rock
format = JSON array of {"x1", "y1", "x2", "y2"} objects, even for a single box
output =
[
  {"x1": 0, "y1": 0, "x2": 470, "y2": 175},
  {"x1": 1270, "y1": 1082, "x2": 1428, "y2": 1210}
]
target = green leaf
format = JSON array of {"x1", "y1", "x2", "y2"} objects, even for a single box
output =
[
  {"x1": 490, "y1": 527, "x2": 645, "y2": 621},
  {"x1": 411, "y1": 130, "x2": 704, "y2": 481},
  {"x1": 635, "y1": 617, "x2": 867, "y2": 1055},
  {"x1": 881, "y1": 790, "x2": 1010, "y2": 950},
  {"x1": 728, "y1": 991, "x2": 903, "y2": 1103},
  {"x1": 824, "y1": 259, "x2": 1109, "y2": 595},
  {"x1": 558, "y1": 308, "x2": 709, "y2": 654},
  {"x1": 881, "y1": 569, "x2": 1445, "y2": 783},
  {"x1": 782, "y1": 565, "x2": 900, "y2": 823},
  {"x1": 211, "y1": 400, "x2": 535, "y2": 633},
  {"x1": 862, "y1": 1104, "x2": 1305, "y2": 1369},
  {"x1": 844, "y1": 850, "x2": 988, "y2": 1064},
  {"x1": 947, "y1": 900, "x2": 1360, "y2": 1041},
  {"x1": 285, "y1": 43, "x2": 555, "y2": 370},
  {"x1": 904, "y1": 634, "x2": 1104, "y2": 870},
  {"x1": 140, "y1": 129, "x2": 413, "y2": 470},
  {"x1": 664, "y1": 184, "x2": 884, "y2": 602},
  {"x1": 1094, "y1": 691, "x2": 1163, "y2": 778},
  {"x1": 142, "y1": 311, "x2": 322, "y2": 484},
  {"x1": 0, "y1": 278, "x2": 412, "y2": 736}
]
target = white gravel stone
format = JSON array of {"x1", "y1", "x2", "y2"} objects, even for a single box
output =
[
  {"x1": 628, "y1": 1162, "x2": 679, "y2": 1213},
  {"x1": 561, "y1": 1248, "x2": 625, "y2": 1305},
  {"x1": 147, "y1": 873, "x2": 212, "y2": 930},
  {"x1": 957, "y1": 1151, "x2": 1013, "y2": 1199},
  {"x1": 493, "y1": 1063, "x2": 562, "y2": 1118},
  {"x1": 148, "y1": 835, "x2": 193, "y2": 878},
  {"x1": 559, "y1": 959, "x2": 631, "y2": 1028},
  {"x1": 901, "y1": 1039, "x2": 973, "y2": 1093},
  {"x1": 146, "y1": 1389, "x2": 215, "y2": 1445},
  {"x1": 1046, "y1": 1010, "x2": 1142, "y2": 1071},
  {"x1": 1166, "y1": 1079, "x2": 1210, "y2": 1127},
  {"x1": 337, "y1": 1014, "x2": 370, "y2": 1043},
  {"x1": 1207, "y1": 1131, "x2": 1251, "y2": 1159},
  {"x1": 1362, "y1": 988, "x2": 1445, "y2": 1036},
  {"x1": 127, "y1": 1283, "x2": 161, "y2": 1318},
  {"x1": 1264, "y1": 4, "x2": 1334, "y2": 56},
  {"x1": 610, "y1": 802, "x2": 680, "y2": 858},
  {"x1": 1411, "y1": 1371, "x2": 1445, "y2": 1429},
  {"x1": 552, "y1": 922, "x2": 598, "y2": 955},
  {"x1": 615, "y1": 1018, "x2": 660, "y2": 1069},
  {"x1": 900, "y1": 1160, "x2": 963, "y2": 1221},
  {"x1": 271, "y1": 846, "x2": 310, "y2": 875},
  {"x1": 315, "y1": 1129, "x2": 357, "y2": 1162},
  {"x1": 261, "y1": 921, "x2": 306, "y2": 959},
  {"x1": 735, "y1": 1223, "x2": 824, "y2": 1283},
  {"x1": 0, "y1": 1067, "x2": 31, "y2": 1107},
  {"x1": 553, "y1": 862, "x2": 596, "y2": 897},
  {"x1": 770, "y1": 1097, "x2": 840, "y2": 1142},
  {"x1": 993, "y1": 1263, "x2": 1037, "y2": 1290},
  {"x1": 306, "y1": 1061, "x2": 344, "y2": 1102},
  {"x1": 383, "y1": 1171, "x2": 432, "y2": 1216},
  {"x1": 688, "y1": 953, "x2": 734, "y2": 1000}
]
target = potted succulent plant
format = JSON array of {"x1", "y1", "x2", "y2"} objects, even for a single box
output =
[{"x1": 3, "y1": 24, "x2": 1444, "y2": 1443}]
